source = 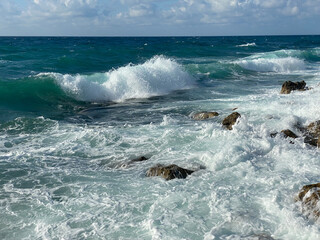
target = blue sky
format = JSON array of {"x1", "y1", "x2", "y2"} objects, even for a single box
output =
[{"x1": 1, "y1": 0, "x2": 319, "y2": 36}]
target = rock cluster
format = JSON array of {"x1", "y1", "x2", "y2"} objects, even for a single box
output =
[
  {"x1": 270, "y1": 120, "x2": 320, "y2": 147},
  {"x1": 193, "y1": 111, "x2": 241, "y2": 130}
]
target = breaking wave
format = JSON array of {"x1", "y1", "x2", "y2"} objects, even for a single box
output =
[
  {"x1": 236, "y1": 56, "x2": 305, "y2": 73},
  {"x1": 40, "y1": 56, "x2": 195, "y2": 102}
]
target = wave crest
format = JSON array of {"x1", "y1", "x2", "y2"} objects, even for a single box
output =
[
  {"x1": 235, "y1": 56, "x2": 305, "y2": 73},
  {"x1": 40, "y1": 56, "x2": 195, "y2": 102}
]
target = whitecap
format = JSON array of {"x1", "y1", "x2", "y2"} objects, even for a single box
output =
[
  {"x1": 235, "y1": 56, "x2": 305, "y2": 73},
  {"x1": 236, "y1": 43, "x2": 257, "y2": 47}
]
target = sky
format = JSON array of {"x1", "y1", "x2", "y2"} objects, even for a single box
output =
[{"x1": 0, "y1": 0, "x2": 319, "y2": 36}]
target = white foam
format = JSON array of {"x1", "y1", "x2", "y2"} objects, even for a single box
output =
[
  {"x1": 236, "y1": 43, "x2": 256, "y2": 47},
  {"x1": 39, "y1": 56, "x2": 195, "y2": 102},
  {"x1": 236, "y1": 56, "x2": 305, "y2": 73}
]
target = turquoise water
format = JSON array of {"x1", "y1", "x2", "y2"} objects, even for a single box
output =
[{"x1": 1, "y1": 36, "x2": 320, "y2": 239}]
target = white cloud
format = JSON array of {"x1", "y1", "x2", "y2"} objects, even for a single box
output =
[
  {"x1": 0, "y1": 0, "x2": 319, "y2": 36},
  {"x1": 129, "y1": 4, "x2": 154, "y2": 17}
]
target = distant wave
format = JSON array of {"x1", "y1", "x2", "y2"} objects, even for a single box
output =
[
  {"x1": 39, "y1": 56, "x2": 195, "y2": 102},
  {"x1": 236, "y1": 43, "x2": 256, "y2": 47},
  {"x1": 236, "y1": 57, "x2": 305, "y2": 73},
  {"x1": 234, "y1": 50, "x2": 308, "y2": 73}
]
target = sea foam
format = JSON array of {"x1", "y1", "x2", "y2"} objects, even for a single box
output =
[{"x1": 39, "y1": 56, "x2": 195, "y2": 102}]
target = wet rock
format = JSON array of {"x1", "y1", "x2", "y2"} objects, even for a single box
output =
[
  {"x1": 280, "y1": 80, "x2": 306, "y2": 94},
  {"x1": 307, "y1": 121, "x2": 320, "y2": 137},
  {"x1": 146, "y1": 164, "x2": 194, "y2": 180},
  {"x1": 304, "y1": 136, "x2": 318, "y2": 147},
  {"x1": 281, "y1": 129, "x2": 298, "y2": 139},
  {"x1": 303, "y1": 121, "x2": 320, "y2": 147},
  {"x1": 222, "y1": 112, "x2": 241, "y2": 130},
  {"x1": 296, "y1": 183, "x2": 320, "y2": 220},
  {"x1": 4, "y1": 142, "x2": 13, "y2": 148},
  {"x1": 129, "y1": 156, "x2": 149, "y2": 163},
  {"x1": 270, "y1": 132, "x2": 278, "y2": 138},
  {"x1": 192, "y1": 111, "x2": 219, "y2": 120}
]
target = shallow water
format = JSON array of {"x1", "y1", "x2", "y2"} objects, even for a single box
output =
[{"x1": 1, "y1": 36, "x2": 320, "y2": 239}]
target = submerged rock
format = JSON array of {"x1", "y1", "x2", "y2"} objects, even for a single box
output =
[
  {"x1": 296, "y1": 183, "x2": 320, "y2": 220},
  {"x1": 280, "y1": 81, "x2": 306, "y2": 94},
  {"x1": 146, "y1": 164, "x2": 194, "y2": 180},
  {"x1": 129, "y1": 156, "x2": 149, "y2": 163},
  {"x1": 222, "y1": 112, "x2": 241, "y2": 130},
  {"x1": 192, "y1": 111, "x2": 219, "y2": 120},
  {"x1": 116, "y1": 156, "x2": 149, "y2": 168}
]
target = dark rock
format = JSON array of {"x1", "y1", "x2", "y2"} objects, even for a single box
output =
[
  {"x1": 281, "y1": 129, "x2": 298, "y2": 139},
  {"x1": 222, "y1": 112, "x2": 241, "y2": 130},
  {"x1": 304, "y1": 136, "x2": 318, "y2": 147},
  {"x1": 193, "y1": 111, "x2": 219, "y2": 120},
  {"x1": 280, "y1": 81, "x2": 306, "y2": 94},
  {"x1": 146, "y1": 164, "x2": 194, "y2": 180},
  {"x1": 270, "y1": 132, "x2": 278, "y2": 138},
  {"x1": 129, "y1": 156, "x2": 149, "y2": 163},
  {"x1": 232, "y1": 107, "x2": 238, "y2": 111},
  {"x1": 4, "y1": 142, "x2": 13, "y2": 148},
  {"x1": 296, "y1": 183, "x2": 320, "y2": 220}
]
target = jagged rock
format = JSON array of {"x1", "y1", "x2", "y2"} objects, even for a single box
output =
[
  {"x1": 222, "y1": 112, "x2": 241, "y2": 130},
  {"x1": 307, "y1": 121, "x2": 320, "y2": 137},
  {"x1": 281, "y1": 129, "x2": 298, "y2": 139},
  {"x1": 146, "y1": 164, "x2": 194, "y2": 180},
  {"x1": 303, "y1": 121, "x2": 320, "y2": 147},
  {"x1": 193, "y1": 111, "x2": 219, "y2": 120},
  {"x1": 296, "y1": 183, "x2": 320, "y2": 220},
  {"x1": 280, "y1": 81, "x2": 306, "y2": 94}
]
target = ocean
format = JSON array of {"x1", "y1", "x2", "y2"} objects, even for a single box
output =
[{"x1": 1, "y1": 36, "x2": 320, "y2": 239}]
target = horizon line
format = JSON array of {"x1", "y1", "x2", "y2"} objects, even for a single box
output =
[{"x1": 0, "y1": 34, "x2": 319, "y2": 38}]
